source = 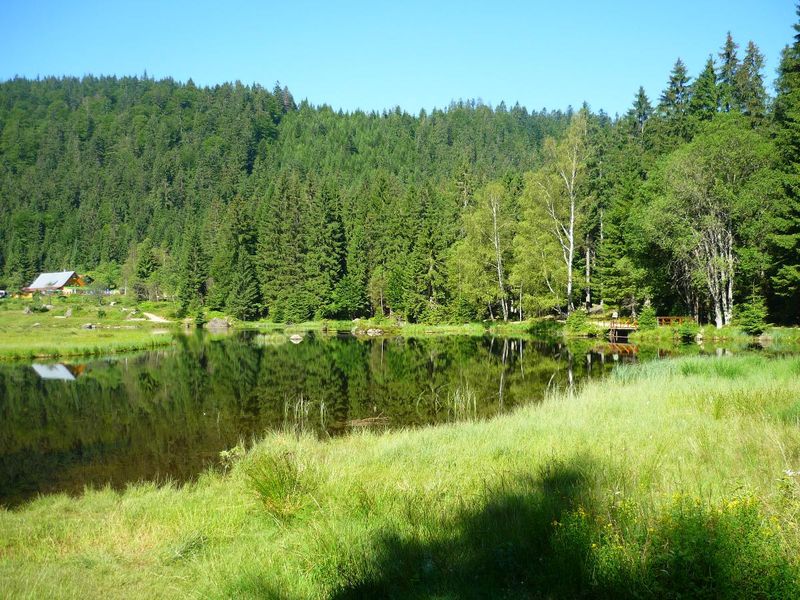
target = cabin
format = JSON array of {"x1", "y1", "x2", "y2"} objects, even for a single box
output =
[{"x1": 22, "y1": 271, "x2": 92, "y2": 296}]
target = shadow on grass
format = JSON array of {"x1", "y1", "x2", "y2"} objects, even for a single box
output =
[{"x1": 330, "y1": 455, "x2": 799, "y2": 600}]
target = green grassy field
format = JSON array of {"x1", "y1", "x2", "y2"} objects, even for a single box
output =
[
  {"x1": 0, "y1": 298, "x2": 175, "y2": 359},
  {"x1": 1, "y1": 354, "x2": 799, "y2": 598}
]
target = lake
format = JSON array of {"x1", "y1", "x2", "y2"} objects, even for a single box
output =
[{"x1": 0, "y1": 330, "x2": 739, "y2": 506}]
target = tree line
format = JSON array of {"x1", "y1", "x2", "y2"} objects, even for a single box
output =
[{"x1": 1, "y1": 18, "x2": 798, "y2": 327}]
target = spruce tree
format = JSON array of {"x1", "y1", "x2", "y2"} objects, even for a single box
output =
[
  {"x1": 689, "y1": 56, "x2": 718, "y2": 120},
  {"x1": 301, "y1": 178, "x2": 344, "y2": 319},
  {"x1": 176, "y1": 224, "x2": 209, "y2": 314},
  {"x1": 771, "y1": 4, "x2": 800, "y2": 322},
  {"x1": 659, "y1": 58, "x2": 693, "y2": 141},
  {"x1": 208, "y1": 197, "x2": 260, "y2": 317},
  {"x1": 717, "y1": 32, "x2": 740, "y2": 112},
  {"x1": 735, "y1": 41, "x2": 767, "y2": 120},
  {"x1": 659, "y1": 58, "x2": 691, "y2": 115},
  {"x1": 227, "y1": 251, "x2": 260, "y2": 321},
  {"x1": 629, "y1": 87, "x2": 653, "y2": 135}
]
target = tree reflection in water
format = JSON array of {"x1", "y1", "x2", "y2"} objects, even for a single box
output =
[{"x1": 0, "y1": 331, "x2": 630, "y2": 506}]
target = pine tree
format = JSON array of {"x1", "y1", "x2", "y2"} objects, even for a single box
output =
[
  {"x1": 689, "y1": 56, "x2": 718, "y2": 120},
  {"x1": 176, "y1": 224, "x2": 209, "y2": 314},
  {"x1": 717, "y1": 32, "x2": 739, "y2": 112},
  {"x1": 301, "y1": 178, "x2": 345, "y2": 318},
  {"x1": 629, "y1": 87, "x2": 653, "y2": 135},
  {"x1": 659, "y1": 58, "x2": 693, "y2": 141},
  {"x1": 735, "y1": 41, "x2": 767, "y2": 120},
  {"x1": 659, "y1": 58, "x2": 691, "y2": 115},
  {"x1": 770, "y1": 4, "x2": 800, "y2": 323},
  {"x1": 227, "y1": 251, "x2": 260, "y2": 320},
  {"x1": 208, "y1": 197, "x2": 260, "y2": 316}
]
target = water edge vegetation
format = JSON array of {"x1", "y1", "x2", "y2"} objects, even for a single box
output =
[{"x1": 1, "y1": 353, "x2": 799, "y2": 598}]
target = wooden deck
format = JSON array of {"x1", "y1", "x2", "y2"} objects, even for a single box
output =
[{"x1": 606, "y1": 316, "x2": 695, "y2": 341}]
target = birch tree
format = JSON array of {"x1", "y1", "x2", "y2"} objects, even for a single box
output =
[
  {"x1": 527, "y1": 111, "x2": 590, "y2": 313},
  {"x1": 647, "y1": 114, "x2": 777, "y2": 328},
  {"x1": 449, "y1": 182, "x2": 515, "y2": 320}
]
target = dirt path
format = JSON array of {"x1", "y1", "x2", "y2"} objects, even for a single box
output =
[{"x1": 143, "y1": 312, "x2": 170, "y2": 323}]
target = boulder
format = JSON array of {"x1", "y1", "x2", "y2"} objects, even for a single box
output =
[
  {"x1": 23, "y1": 306, "x2": 32, "y2": 315},
  {"x1": 205, "y1": 317, "x2": 231, "y2": 330},
  {"x1": 366, "y1": 328, "x2": 384, "y2": 337},
  {"x1": 65, "y1": 308, "x2": 72, "y2": 318},
  {"x1": 289, "y1": 334, "x2": 304, "y2": 344}
]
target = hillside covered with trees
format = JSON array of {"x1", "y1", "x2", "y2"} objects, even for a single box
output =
[{"x1": 1, "y1": 19, "x2": 799, "y2": 326}]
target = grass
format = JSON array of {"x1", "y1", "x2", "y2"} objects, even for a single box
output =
[
  {"x1": 1, "y1": 353, "x2": 799, "y2": 598},
  {"x1": 0, "y1": 297, "x2": 175, "y2": 359},
  {"x1": 247, "y1": 317, "x2": 561, "y2": 339}
]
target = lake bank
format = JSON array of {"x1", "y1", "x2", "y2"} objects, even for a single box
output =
[
  {"x1": 4, "y1": 295, "x2": 799, "y2": 360},
  {"x1": 0, "y1": 333, "x2": 627, "y2": 505},
  {"x1": 2, "y1": 354, "x2": 798, "y2": 598},
  {"x1": 0, "y1": 300, "x2": 175, "y2": 360}
]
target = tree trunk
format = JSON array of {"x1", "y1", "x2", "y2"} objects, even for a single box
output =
[
  {"x1": 599, "y1": 208, "x2": 604, "y2": 308},
  {"x1": 585, "y1": 241, "x2": 591, "y2": 309},
  {"x1": 566, "y1": 191, "x2": 575, "y2": 312},
  {"x1": 489, "y1": 191, "x2": 509, "y2": 321}
]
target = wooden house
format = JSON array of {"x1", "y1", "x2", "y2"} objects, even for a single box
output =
[{"x1": 22, "y1": 271, "x2": 91, "y2": 296}]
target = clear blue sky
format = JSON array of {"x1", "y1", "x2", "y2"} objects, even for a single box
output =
[{"x1": 0, "y1": 0, "x2": 793, "y2": 116}]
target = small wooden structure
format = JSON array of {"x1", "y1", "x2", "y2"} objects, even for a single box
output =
[
  {"x1": 607, "y1": 315, "x2": 696, "y2": 341},
  {"x1": 22, "y1": 271, "x2": 91, "y2": 297},
  {"x1": 656, "y1": 316, "x2": 694, "y2": 326},
  {"x1": 608, "y1": 317, "x2": 638, "y2": 341}
]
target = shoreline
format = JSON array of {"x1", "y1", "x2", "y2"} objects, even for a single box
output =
[{"x1": 2, "y1": 354, "x2": 798, "y2": 596}]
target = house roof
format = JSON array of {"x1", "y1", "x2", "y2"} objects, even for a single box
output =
[{"x1": 26, "y1": 271, "x2": 76, "y2": 290}]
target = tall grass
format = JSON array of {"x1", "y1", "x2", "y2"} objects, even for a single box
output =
[{"x1": 1, "y1": 355, "x2": 799, "y2": 598}]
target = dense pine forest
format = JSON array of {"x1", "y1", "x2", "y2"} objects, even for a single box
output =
[{"x1": 1, "y1": 22, "x2": 799, "y2": 326}]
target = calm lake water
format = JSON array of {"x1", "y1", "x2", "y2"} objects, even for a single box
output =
[{"x1": 0, "y1": 330, "x2": 748, "y2": 506}]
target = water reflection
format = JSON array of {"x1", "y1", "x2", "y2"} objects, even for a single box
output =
[
  {"x1": 31, "y1": 363, "x2": 85, "y2": 381},
  {"x1": 0, "y1": 332, "x2": 651, "y2": 506}
]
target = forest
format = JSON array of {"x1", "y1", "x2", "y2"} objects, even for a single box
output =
[{"x1": 1, "y1": 22, "x2": 798, "y2": 327}]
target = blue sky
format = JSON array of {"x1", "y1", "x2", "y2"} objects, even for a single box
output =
[{"x1": 0, "y1": 0, "x2": 793, "y2": 116}]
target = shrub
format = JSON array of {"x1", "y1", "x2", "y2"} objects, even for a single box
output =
[
  {"x1": 675, "y1": 320, "x2": 700, "y2": 343},
  {"x1": 736, "y1": 294, "x2": 768, "y2": 336},
  {"x1": 638, "y1": 306, "x2": 657, "y2": 331},
  {"x1": 565, "y1": 309, "x2": 595, "y2": 336}
]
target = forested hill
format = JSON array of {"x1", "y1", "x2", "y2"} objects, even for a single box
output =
[{"x1": 1, "y1": 23, "x2": 799, "y2": 325}]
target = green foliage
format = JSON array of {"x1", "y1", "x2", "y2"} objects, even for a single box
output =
[
  {"x1": 638, "y1": 305, "x2": 657, "y2": 330},
  {"x1": 736, "y1": 294, "x2": 769, "y2": 335},
  {"x1": 0, "y1": 23, "x2": 797, "y2": 328},
  {"x1": 676, "y1": 320, "x2": 700, "y2": 343},
  {"x1": 565, "y1": 308, "x2": 595, "y2": 336}
]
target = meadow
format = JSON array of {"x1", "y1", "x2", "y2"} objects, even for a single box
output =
[
  {"x1": 1, "y1": 353, "x2": 799, "y2": 598},
  {"x1": 0, "y1": 297, "x2": 174, "y2": 359}
]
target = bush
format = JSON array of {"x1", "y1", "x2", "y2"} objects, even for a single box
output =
[
  {"x1": 736, "y1": 294, "x2": 768, "y2": 336},
  {"x1": 675, "y1": 320, "x2": 700, "y2": 343},
  {"x1": 565, "y1": 309, "x2": 595, "y2": 336},
  {"x1": 638, "y1": 306, "x2": 657, "y2": 331}
]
